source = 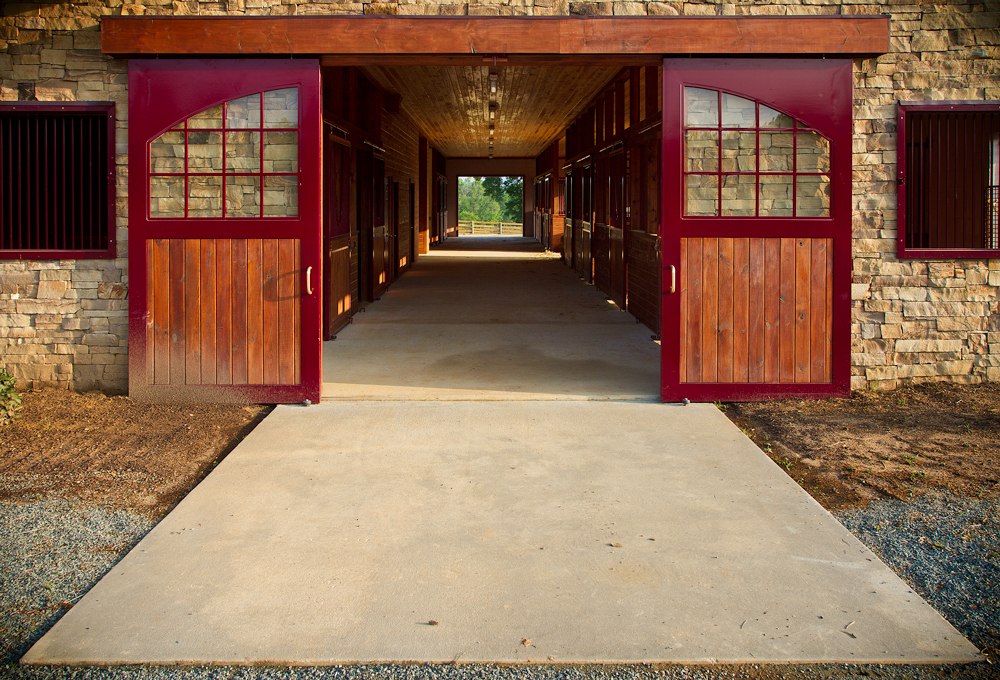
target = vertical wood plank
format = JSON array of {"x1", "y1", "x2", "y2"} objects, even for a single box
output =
[
  {"x1": 825, "y1": 238, "x2": 834, "y2": 383},
  {"x1": 231, "y1": 239, "x2": 248, "y2": 385},
  {"x1": 247, "y1": 239, "x2": 265, "y2": 384},
  {"x1": 748, "y1": 238, "x2": 765, "y2": 383},
  {"x1": 278, "y1": 239, "x2": 296, "y2": 385},
  {"x1": 702, "y1": 237, "x2": 719, "y2": 383},
  {"x1": 763, "y1": 238, "x2": 781, "y2": 383},
  {"x1": 686, "y1": 237, "x2": 703, "y2": 383},
  {"x1": 678, "y1": 238, "x2": 688, "y2": 384},
  {"x1": 152, "y1": 239, "x2": 171, "y2": 385},
  {"x1": 200, "y1": 239, "x2": 217, "y2": 385},
  {"x1": 146, "y1": 240, "x2": 155, "y2": 383},
  {"x1": 293, "y1": 239, "x2": 301, "y2": 385},
  {"x1": 810, "y1": 239, "x2": 829, "y2": 383},
  {"x1": 779, "y1": 237, "x2": 796, "y2": 383},
  {"x1": 794, "y1": 238, "x2": 811, "y2": 383},
  {"x1": 216, "y1": 239, "x2": 232, "y2": 385},
  {"x1": 168, "y1": 239, "x2": 186, "y2": 386},
  {"x1": 262, "y1": 238, "x2": 279, "y2": 385},
  {"x1": 733, "y1": 238, "x2": 750, "y2": 383},
  {"x1": 184, "y1": 240, "x2": 201, "y2": 386},
  {"x1": 717, "y1": 237, "x2": 734, "y2": 383}
]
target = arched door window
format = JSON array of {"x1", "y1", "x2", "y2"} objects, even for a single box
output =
[
  {"x1": 148, "y1": 88, "x2": 299, "y2": 219},
  {"x1": 683, "y1": 87, "x2": 831, "y2": 218}
]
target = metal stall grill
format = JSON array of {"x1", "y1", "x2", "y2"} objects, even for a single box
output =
[{"x1": 0, "y1": 103, "x2": 116, "y2": 259}]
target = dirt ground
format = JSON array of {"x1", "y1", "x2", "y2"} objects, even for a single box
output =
[
  {"x1": 0, "y1": 389, "x2": 271, "y2": 518},
  {"x1": 723, "y1": 381, "x2": 1000, "y2": 511}
]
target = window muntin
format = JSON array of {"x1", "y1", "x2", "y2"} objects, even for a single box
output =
[
  {"x1": 899, "y1": 104, "x2": 1000, "y2": 256},
  {"x1": 0, "y1": 103, "x2": 115, "y2": 258},
  {"x1": 149, "y1": 87, "x2": 299, "y2": 219},
  {"x1": 683, "y1": 86, "x2": 832, "y2": 218}
]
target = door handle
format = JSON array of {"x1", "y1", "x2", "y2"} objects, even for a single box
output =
[
  {"x1": 668, "y1": 265, "x2": 676, "y2": 294},
  {"x1": 306, "y1": 266, "x2": 313, "y2": 295}
]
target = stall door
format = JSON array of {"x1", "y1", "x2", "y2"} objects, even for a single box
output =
[
  {"x1": 129, "y1": 59, "x2": 322, "y2": 403},
  {"x1": 661, "y1": 59, "x2": 852, "y2": 402},
  {"x1": 324, "y1": 133, "x2": 352, "y2": 338}
]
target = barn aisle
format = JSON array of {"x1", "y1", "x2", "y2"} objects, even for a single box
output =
[{"x1": 321, "y1": 236, "x2": 661, "y2": 401}]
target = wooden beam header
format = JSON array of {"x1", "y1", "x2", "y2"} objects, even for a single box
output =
[{"x1": 101, "y1": 15, "x2": 889, "y2": 58}]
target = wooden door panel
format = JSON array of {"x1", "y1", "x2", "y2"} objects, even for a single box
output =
[
  {"x1": 678, "y1": 237, "x2": 831, "y2": 385},
  {"x1": 146, "y1": 238, "x2": 302, "y2": 387}
]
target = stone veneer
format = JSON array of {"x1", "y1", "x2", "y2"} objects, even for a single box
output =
[{"x1": 1, "y1": 0, "x2": 999, "y2": 393}]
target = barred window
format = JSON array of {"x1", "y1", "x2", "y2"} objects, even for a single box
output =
[
  {"x1": 0, "y1": 103, "x2": 115, "y2": 259},
  {"x1": 898, "y1": 102, "x2": 1000, "y2": 257}
]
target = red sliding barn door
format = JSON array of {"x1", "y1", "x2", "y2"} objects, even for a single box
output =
[
  {"x1": 129, "y1": 59, "x2": 322, "y2": 403},
  {"x1": 661, "y1": 59, "x2": 852, "y2": 402}
]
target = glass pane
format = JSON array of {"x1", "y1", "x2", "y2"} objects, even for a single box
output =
[
  {"x1": 187, "y1": 130, "x2": 223, "y2": 172},
  {"x1": 760, "y1": 105, "x2": 794, "y2": 129},
  {"x1": 226, "y1": 93, "x2": 261, "y2": 129},
  {"x1": 721, "y1": 174, "x2": 756, "y2": 216},
  {"x1": 150, "y1": 176, "x2": 185, "y2": 218},
  {"x1": 685, "y1": 130, "x2": 719, "y2": 172},
  {"x1": 685, "y1": 174, "x2": 719, "y2": 216},
  {"x1": 263, "y1": 131, "x2": 298, "y2": 173},
  {"x1": 188, "y1": 175, "x2": 223, "y2": 218},
  {"x1": 188, "y1": 104, "x2": 223, "y2": 129},
  {"x1": 797, "y1": 175, "x2": 831, "y2": 217},
  {"x1": 226, "y1": 131, "x2": 261, "y2": 172},
  {"x1": 759, "y1": 174, "x2": 793, "y2": 217},
  {"x1": 759, "y1": 131, "x2": 794, "y2": 172},
  {"x1": 797, "y1": 130, "x2": 831, "y2": 172},
  {"x1": 721, "y1": 131, "x2": 756, "y2": 173},
  {"x1": 263, "y1": 175, "x2": 298, "y2": 217},
  {"x1": 264, "y1": 88, "x2": 298, "y2": 128},
  {"x1": 149, "y1": 130, "x2": 185, "y2": 174},
  {"x1": 684, "y1": 87, "x2": 718, "y2": 127},
  {"x1": 226, "y1": 175, "x2": 261, "y2": 218},
  {"x1": 722, "y1": 93, "x2": 755, "y2": 128}
]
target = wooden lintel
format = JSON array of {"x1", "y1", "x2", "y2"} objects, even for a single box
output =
[{"x1": 101, "y1": 16, "x2": 890, "y2": 58}]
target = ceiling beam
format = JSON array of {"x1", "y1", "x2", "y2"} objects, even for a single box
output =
[{"x1": 101, "y1": 16, "x2": 890, "y2": 58}]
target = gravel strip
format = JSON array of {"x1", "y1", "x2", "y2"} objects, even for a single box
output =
[
  {"x1": 0, "y1": 497, "x2": 155, "y2": 665},
  {"x1": 834, "y1": 491, "x2": 1000, "y2": 656},
  {"x1": 1, "y1": 493, "x2": 995, "y2": 680}
]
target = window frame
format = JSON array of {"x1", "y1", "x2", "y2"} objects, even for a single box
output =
[
  {"x1": 896, "y1": 100, "x2": 1000, "y2": 259},
  {"x1": 0, "y1": 101, "x2": 116, "y2": 260}
]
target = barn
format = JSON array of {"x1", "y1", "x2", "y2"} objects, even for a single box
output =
[{"x1": 1, "y1": 1, "x2": 998, "y2": 404}]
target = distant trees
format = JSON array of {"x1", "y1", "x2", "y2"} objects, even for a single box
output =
[
  {"x1": 482, "y1": 176, "x2": 524, "y2": 224},
  {"x1": 458, "y1": 176, "x2": 523, "y2": 224}
]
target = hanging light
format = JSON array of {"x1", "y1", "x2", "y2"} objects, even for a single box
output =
[{"x1": 489, "y1": 72, "x2": 498, "y2": 95}]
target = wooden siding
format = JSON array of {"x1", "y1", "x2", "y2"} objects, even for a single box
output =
[
  {"x1": 146, "y1": 238, "x2": 301, "y2": 386},
  {"x1": 626, "y1": 230, "x2": 659, "y2": 333},
  {"x1": 679, "y1": 237, "x2": 832, "y2": 385}
]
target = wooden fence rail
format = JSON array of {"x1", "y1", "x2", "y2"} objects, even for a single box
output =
[{"x1": 457, "y1": 220, "x2": 523, "y2": 235}]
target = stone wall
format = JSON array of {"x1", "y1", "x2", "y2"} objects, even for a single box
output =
[{"x1": 2, "y1": 0, "x2": 999, "y2": 393}]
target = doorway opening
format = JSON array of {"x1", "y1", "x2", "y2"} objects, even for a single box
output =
[{"x1": 458, "y1": 176, "x2": 524, "y2": 236}]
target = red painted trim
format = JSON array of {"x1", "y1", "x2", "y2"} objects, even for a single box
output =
[
  {"x1": 660, "y1": 58, "x2": 853, "y2": 403},
  {"x1": 0, "y1": 102, "x2": 116, "y2": 260},
  {"x1": 128, "y1": 59, "x2": 322, "y2": 404}
]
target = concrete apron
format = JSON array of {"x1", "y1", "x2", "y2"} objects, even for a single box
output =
[
  {"x1": 24, "y1": 238, "x2": 981, "y2": 666},
  {"x1": 23, "y1": 401, "x2": 979, "y2": 665}
]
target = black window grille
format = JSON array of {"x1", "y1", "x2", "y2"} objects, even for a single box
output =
[
  {"x1": 898, "y1": 102, "x2": 1000, "y2": 257},
  {"x1": 0, "y1": 103, "x2": 115, "y2": 259}
]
